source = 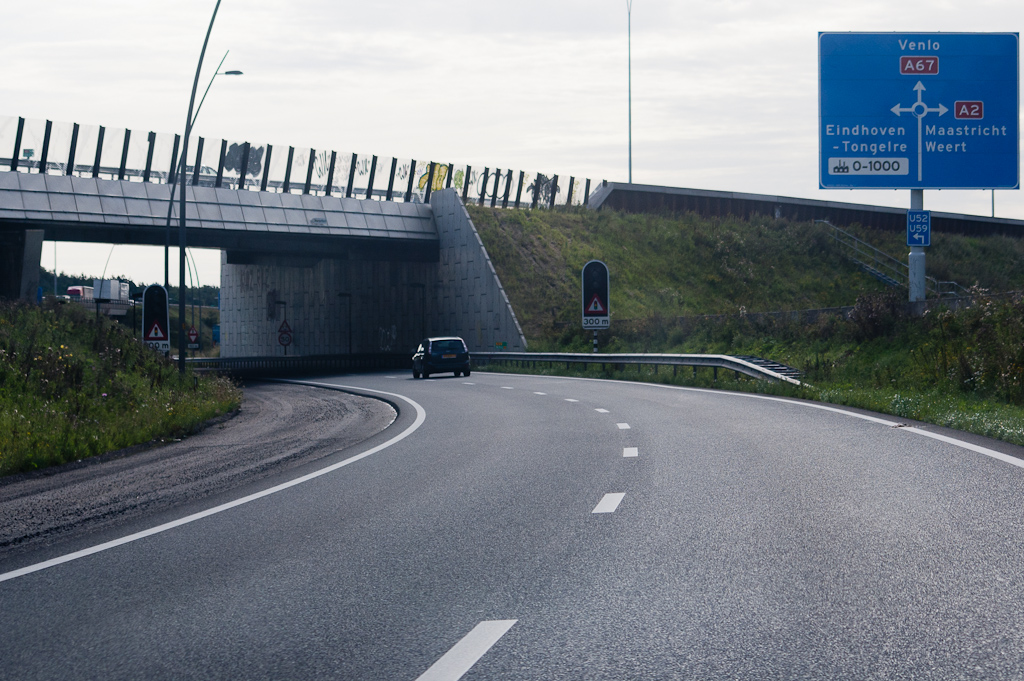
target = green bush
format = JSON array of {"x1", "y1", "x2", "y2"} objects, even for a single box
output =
[{"x1": 0, "y1": 299, "x2": 241, "y2": 476}]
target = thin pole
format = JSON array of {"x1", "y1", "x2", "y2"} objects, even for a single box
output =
[
  {"x1": 166, "y1": 49, "x2": 231, "y2": 288},
  {"x1": 627, "y1": 0, "x2": 632, "y2": 184},
  {"x1": 179, "y1": 0, "x2": 223, "y2": 374}
]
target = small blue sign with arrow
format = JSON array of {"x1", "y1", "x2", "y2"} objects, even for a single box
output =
[{"x1": 907, "y1": 210, "x2": 931, "y2": 247}]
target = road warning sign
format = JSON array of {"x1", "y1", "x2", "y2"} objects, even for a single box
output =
[
  {"x1": 147, "y1": 320, "x2": 168, "y2": 341},
  {"x1": 143, "y1": 285, "x2": 171, "y2": 354},
  {"x1": 582, "y1": 260, "x2": 610, "y2": 329}
]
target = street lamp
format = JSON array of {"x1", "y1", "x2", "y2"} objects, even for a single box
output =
[
  {"x1": 177, "y1": 0, "x2": 224, "y2": 374},
  {"x1": 164, "y1": 50, "x2": 242, "y2": 288},
  {"x1": 627, "y1": 0, "x2": 633, "y2": 184}
]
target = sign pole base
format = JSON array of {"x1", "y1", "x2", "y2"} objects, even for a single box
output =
[{"x1": 909, "y1": 189, "x2": 926, "y2": 305}]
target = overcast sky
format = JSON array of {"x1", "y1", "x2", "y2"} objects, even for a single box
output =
[{"x1": 3, "y1": 0, "x2": 1023, "y2": 286}]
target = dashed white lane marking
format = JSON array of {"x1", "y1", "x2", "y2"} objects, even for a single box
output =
[
  {"x1": 534, "y1": 392, "x2": 546, "y2": 395},
  {"x1": 623, "y1": 447, "x2": 638, "y2": 458},
  {"x1": 501, "y1": 386, "x2": 514, "y2": 390},
  {"x1": 463, "y1": 382, "x2": 475, "y2": 385},
  {"x1": 565, "y1": 398, "x2": 579, "y2": 402},
  {"x1": 595, "y1": 408, "x2": 609, "y2": 413},
  {"x1": 0, "y1": 381, "x2": 427, "y2": 584},
  {"x1": 592, "y1": 493, "x2": 626, "y2": 514},
  {"x1": 617, "y1": 423, "x2": 631, "y2": 430},
  {"x1": 415, "y1": 620, "x2": 518, "y2": 681}
]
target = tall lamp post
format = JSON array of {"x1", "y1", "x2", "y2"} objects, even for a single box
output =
[
  {"x1": 163, "y1": 50, "x2": 242, "y2": 288},
  {"x1": 627, "y1": 0, "x2": 633, "y2": 184},
  {"x1": 178, "y1": 0, "x2": 224, "y2": 374}
]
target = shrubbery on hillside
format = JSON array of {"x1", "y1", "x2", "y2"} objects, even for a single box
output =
[{"x1": 0, "y1": 299, "x2": 240, "y2": 476}]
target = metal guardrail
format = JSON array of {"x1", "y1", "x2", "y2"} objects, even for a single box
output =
[
  {"x1": 472, "y1": 352, "x2": 803, "y2": 385},
  {"x1": 187, "y1": 351, "x2": 803, "y2": 385}
]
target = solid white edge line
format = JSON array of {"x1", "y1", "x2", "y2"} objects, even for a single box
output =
[
  {"x1": 481, "y1": 371, "x2": 1024, "y2": 471},
  {"x1": 0, "y1": 381, "x2": 426, "y2": 584},
  {"x1": 415, "y1": 620, "x2": 517, "y2": 681},
  {"x1": 904, "y1": 427, "x2": 1024, "y2": 469},
  {"x1": 592, "y1": 493, "x2": 626, "y2": 514},
  {"x1": 623, "y1": 447, "x2": 639, "y2": 458}
]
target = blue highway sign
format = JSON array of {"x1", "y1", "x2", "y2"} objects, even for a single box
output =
[
  {"x1": 820, "y1": 33, "x2": 1019, "y2": 189},
  {"x1": 907, "y1": 210, "x2": 931, "y2": 247}
]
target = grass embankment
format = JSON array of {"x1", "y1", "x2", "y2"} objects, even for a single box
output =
[
  {"x1": 468, "y1": 206, "x2": 1024, "y2": 446},
  {"x1": 0, "y1": 299, "x2": 241, "y2": 476}
]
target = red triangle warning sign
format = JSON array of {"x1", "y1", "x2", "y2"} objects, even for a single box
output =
[
  {"x1": 586, "y1": 294, "x2": 607, "y2": 314},
  {"x1": 278, "y1": 320, "x2": 292, "y2": 334},
  {"x1": 147, "y1": 320, "x2": 168, "y2": 341}
]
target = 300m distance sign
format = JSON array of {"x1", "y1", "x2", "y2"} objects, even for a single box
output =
[{"x1": 582, "y1": 260, "x2": 610, "y2": 329}]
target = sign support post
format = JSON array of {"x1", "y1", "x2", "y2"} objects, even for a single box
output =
[
  {"x1": 908, "y1": 189, "x2": 926, "y2": 303},
  {"x1": 582, "y1": 260, "x2": 610, "y2": 352}
]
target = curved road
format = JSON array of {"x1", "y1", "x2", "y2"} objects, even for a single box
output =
[{"x1": 3, "y1": 372, "x2": 1024, "y2": 680}]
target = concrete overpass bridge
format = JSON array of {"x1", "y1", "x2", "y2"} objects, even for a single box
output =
[
  {"x1": 0, "y1": 166, "x2": 527, "y2": 355},
  {"x1": 0, "y1": 128, "x2": 536, "y2": 357}
]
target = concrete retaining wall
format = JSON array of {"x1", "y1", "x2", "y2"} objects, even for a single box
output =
[{"x1": 219, "y1": 189, "x2": 526, "y2": 357}]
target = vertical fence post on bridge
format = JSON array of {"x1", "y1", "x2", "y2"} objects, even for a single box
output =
[
  {"x1": 405, "y1": 160, "x2": 416, "y2": 202},
  {"x1": 479, "y1": 168, "x2": 489, "y2": 206},
  {"x1": 168, "y1": 134, "x2": 181, "y2": 186},
  {"x1": 549, "y1": 175, "x2": 559, "y2": 209},
  {"x1": 366, "y1": 155, "x2": 378, "y2": 199},
  {"x1": 192, "y1": 137, "x2": 205, "y2": 186},
  {"x1": 515, "y1": 171, "x2": 524, "y2": 209},
  {"x1": 282, "y1": 146, "x2": 294, "y2": 193},
  {"x1": 462, "y1": 166, "x2": 471, "y2": 202},
  {"x1": 38, "y1": 120, "x2": 53, "y2": 174},
  {"x1": 143, "y1": 131, "x2": 156, "y2": 183},
  {"x1": 91, "y1": 126, "x2": 105, "y2": 178},
  {"x1": 11, "y1": 117, "x2": 24, "y2": 171},
  {"x1": 566, "y1": 177, "x2": 574, "y2": 207},
  {"x1": 446, "y1": 163, "x2": 454, "y2": 189},
  {"x1": 260, "y1": 144, "x2": 272, "y2": 191},
  {"x1": 424, "y1": 162, "x2": 436, "y2": 202},
  {"x1": 386, "y1": 157, "x2": 397, "y2": 201},
  {"x1": 303, "y1": 148, "x2": 315, "y2": 194},
  {"x1": 502, "y1": 170, "x2": 512, "y2": 208},
  {"x1": 118, "y1": 129, "x2": 130, "y2": 180},
  {"x1": 324, "y1": 150, "x2": 337, "y2": 196},
  {"x1": 215, "y1": 139, "x2": 228, "y2": 188},
  {"x1": 66, "y1": 123, "x2": 80, "y2": 176},
  {"x1": 238, "y1": 142, "x2": 251, "y2": 190},
  {"x1": 584, "y1": 178, "x2": 591, "y2": 205},
  {"x1": 346, "y1": 153, "x2": 357, "y2": 198},
  {"x1": 490, "y1": 169, "x2": 500, "y2": 207},
  {"x1": 531, "y1": 172, "x2": 539, "y2": 209}
]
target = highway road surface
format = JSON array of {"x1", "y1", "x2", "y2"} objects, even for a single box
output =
[{"x1": 4, "y1": 371, "x2": 1024, "y2": 680}]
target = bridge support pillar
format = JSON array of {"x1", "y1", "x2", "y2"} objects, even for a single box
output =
[{"x1": 0, "y1": 229, "x2": 44, "y2": 302}]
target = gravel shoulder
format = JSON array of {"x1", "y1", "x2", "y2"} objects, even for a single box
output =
[{"x1": 0, "y1": 381, "x2": 396, "y2": 558}]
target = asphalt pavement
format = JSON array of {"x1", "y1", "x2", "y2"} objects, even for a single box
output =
[{"x1": 3, "y1": 371, "x2": 1024, "y2": 680}]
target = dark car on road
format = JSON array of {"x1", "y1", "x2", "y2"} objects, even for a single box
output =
[{"x1": 412, "y1": 337, "x2": 471, "y2": 378}]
